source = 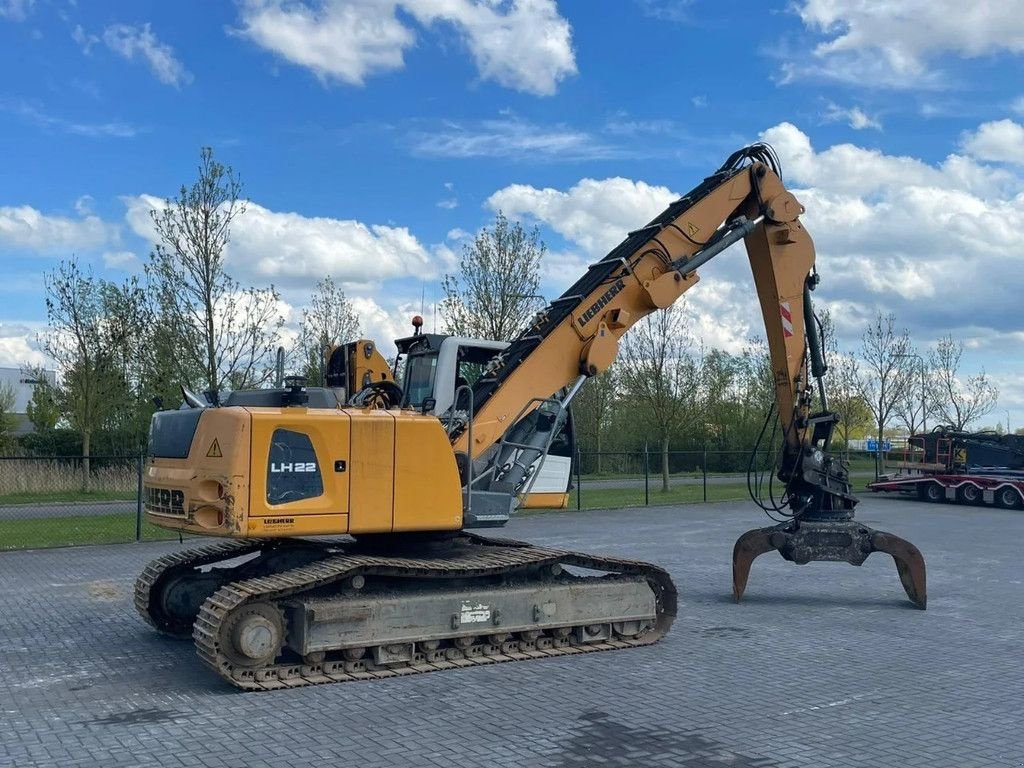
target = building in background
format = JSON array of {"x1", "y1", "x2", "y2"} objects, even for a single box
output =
[{"x1": 0, "y1": 367, "x2": 57, "y2": 435}]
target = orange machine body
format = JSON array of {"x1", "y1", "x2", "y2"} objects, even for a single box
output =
[{"x1": 144, "y1": 406, "x2": 463, "y2": 539}]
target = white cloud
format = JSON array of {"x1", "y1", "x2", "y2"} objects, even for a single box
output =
[
  {"x1": 760, "y1": 123, "x2": 1024, "y2": 343},
  {"x1": 822, "y1": 103, "x2": 882, "y2": 131},
  {"x1": 102, "y1": 250, "x2": 138, "y2": 269},
  {"x1": 786, "y1": 0, "x2": 1024, "y2": 88},
  {"x1": 487, "y1": 177, "x2": 677, "y2": 256},
  {"x1": 691, "y1": 95, "x2": 707, "y2": 109},
  {"x1": 123, "y1": 195, "x2": 441, "y2": 289},
  {"x1": 0, "y1": 204, "x2": 116, "y2": 252},
  {"x1": 0, "y1": 98, "x2": 138, "y2": 138},
  {"x1": 485, "y1": 123, "x2": 1024, "y2": 363},
  {"x1": 410, "y1": 117, "x2": 620, "y2": 161},
  {"x1": 0, "y1": 0, "x2": 32, "y2": 21},
  {"x1": 72, "y1": 24, "x2": 99, "y2": 54},
  {"x1": 1013, "y1": 96, "x2": 1024, "y2": 116},
  {"x1": 961, "y1": 119, "x2": 1024, "y2": 165},
  {"x1": 0, "y1": 322, "x2": 47, "y2": 368},
  {"x1": 235, "y1": 0, "x2": 413, "y2": 87},
  {"x1": 436, "y1": 198, "x2": 458, "y2": 210},
  {"x1": 235, "y1": 0, "x2": 576, "y2": 96},
  {"x1": 635, "y1": 0, "x2": 692, "y2": 23},
  {"x1": 102, "y1": 23, "x2": 192, "y2": 87}
]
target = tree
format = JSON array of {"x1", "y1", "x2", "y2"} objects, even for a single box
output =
[
  {"x1": 440, "y1": 212, "x2": 545, "y2": 340},
  {"x1": 572, "y1": 366, "x2": 617, "y2": 472},
  {"x1": 22, "y1": 365, "x2": 59, "y2": 432},
  {"x1": 148, "y1": 147, "x2": 283, "y2": 395},
  {"x1": 817, "y1": 310, "x2": 873, "y2": 447},
  {"x1": 854, "y1": 313, "x2": 916, "y2": 472},
  {"x1": 0, "y1": 380, "x2": 17, "y2": 451},
  {"x1": 618, "y1": 304, "x2": 703, "y2": 491},
  {"x1": 892, "y1": 356, "x2": 932, "y2": 436},
  {"x1": 299, "y1": 277, "x2": 361, "y2": 384},
  {"x1": 42, "y1": 259, "x2": 148, "y2": 488},
  {"x1": 929, "y1": 334, "x2": 998, "y2": 430}
]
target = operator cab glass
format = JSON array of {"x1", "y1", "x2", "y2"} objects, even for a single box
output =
[{"x1": 402, "y1": 352, "x2": 438, "y2": 408}]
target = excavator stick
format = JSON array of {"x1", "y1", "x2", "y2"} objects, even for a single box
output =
[{"x1": 732, "y1": 520, "x2": 927, "y2": 609}]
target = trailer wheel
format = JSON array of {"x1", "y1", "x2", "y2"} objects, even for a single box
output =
[
  {"x1": 958, "y1": 484, "x2": 982, "y2": 506},
  {"x1": 995, "y1": 487, "x2": 1022, "y2": 510},
  {"x1": 921, "y1": 482, "x2": 945, "y2": 503}
]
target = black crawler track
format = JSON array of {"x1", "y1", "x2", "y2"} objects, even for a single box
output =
[{"x1": 136, "y1": 534, "x2": 677, "y2": 691}]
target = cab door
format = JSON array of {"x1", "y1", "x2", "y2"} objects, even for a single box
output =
[{"x1": 247, "y1": 408, "x2": 352, "y2": 536}]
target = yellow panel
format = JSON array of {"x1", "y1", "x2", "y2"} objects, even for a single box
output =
[
  {"x1": 247, "y1": 513, "x2": 349, "y2": 537},
  {"x1": 392, "y1": 412, "x2": 463, "y2": 532},
  {"x1": 519, "y1": 492, "x2": 569, "y2": 510},
  {"x1": 248, "y1": 408, "x2": 351, "y2": 525},
  {"x1": 144, "y1": 407, "x2": 251, "y2": 537},
  {"x1": 348, "y1": 409, "x2": 396, "y2": 533}
]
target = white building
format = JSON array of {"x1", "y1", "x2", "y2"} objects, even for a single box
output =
[{"x1": 0, "y1": 366, "x2": 57, "y2": 435}]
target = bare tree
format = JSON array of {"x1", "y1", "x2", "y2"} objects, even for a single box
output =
[
  {"x1": 299, "y1": 276, "x2": 361, "y2": 384},
  {"x1": 42, "y1": 259, "x2": 148, "y2": 488},
  {"x1": 892, "y1": 355, "x2": 932, "y2": 436},
  {"x1": 572, "y1": 366, "x2": 617, "y2": 473},
  {"x1": 148, "y1": 147, "x2": 283, "y2": 395},
  {"x1": 814, "y1": 309, "x2": 870, "y2": 448},
  {"x1": 929, "y1": 334, "x2": 998, "y2": 430},
  {"x1": 854, "y1": 313, "x2": 916, "y2": 469},
  {"x1": 618, "y1": 304, "x2": 703, "y2": 491},
  {"x1": 440, "y1": 212, "x2": 545, "y2": 340}
]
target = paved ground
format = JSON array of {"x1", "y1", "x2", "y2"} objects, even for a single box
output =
[{"x1": 1, "y1": 497, "x2": 1021, "y2": 767}]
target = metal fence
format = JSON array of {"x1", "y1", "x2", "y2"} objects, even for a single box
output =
[
  {"x1": 0, "y1": 449, "x2": 888, "y2": 551},
  {"x1": 569, "y1": 449, "x2": 882, "y2": 511},
  {"x1": 0, "y1": 455, "x2": 149, "y2": 551}
]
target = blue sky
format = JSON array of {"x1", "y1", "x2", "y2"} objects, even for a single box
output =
[{"x1": 1, "y1": 0, "x2": 1023, "y2": 427}]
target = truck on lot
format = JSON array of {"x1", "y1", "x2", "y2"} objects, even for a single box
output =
[{"x1": 868, "y1": 427, "x2": 1024, "y2": 508}]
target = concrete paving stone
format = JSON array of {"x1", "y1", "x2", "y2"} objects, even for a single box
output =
[{"x1": 1, "y1": 498, "x2": 1022, "y2": 767}]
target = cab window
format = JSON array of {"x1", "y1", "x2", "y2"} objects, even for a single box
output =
[{"x1": 267, "y1": 429, "x2": 323, "y2": 505}]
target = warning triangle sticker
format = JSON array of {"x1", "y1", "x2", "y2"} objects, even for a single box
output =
[{"x1": 206, "y1": 439, "x2": 223, "y2": 458}]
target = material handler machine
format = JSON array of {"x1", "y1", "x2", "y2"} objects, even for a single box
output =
[{"x1": 136, "y1": 144, "x2": 927, "y2": 690}]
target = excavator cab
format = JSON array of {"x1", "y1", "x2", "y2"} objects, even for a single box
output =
[{"x1": 392, "y1": 326, "x2": 575, "y2": 510}]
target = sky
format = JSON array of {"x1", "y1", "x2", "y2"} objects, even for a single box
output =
[{"x1": 1, "y1": 0, "x2": 1023, "y2": 428}]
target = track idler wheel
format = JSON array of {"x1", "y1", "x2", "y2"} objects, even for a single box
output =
[
  {"x1": 732, "y1": 519, "x2": 927, "y2": 609},
  {"x1": 218, "y1": 602, "x2": 286, "y2": 668}
]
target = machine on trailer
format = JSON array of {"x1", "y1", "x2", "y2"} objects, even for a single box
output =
[
  {"x1": 869, "y1": 426, "x2": 1024, "y2": 508},
  {"x1": 136, "y1": 143, "x2": 927, "y2": 690}
]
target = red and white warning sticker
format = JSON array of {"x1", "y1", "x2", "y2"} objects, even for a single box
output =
[{"x1": 780, "y1": 301, "x2": 794, "y2": 338}]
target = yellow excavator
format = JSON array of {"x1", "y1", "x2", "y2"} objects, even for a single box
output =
[{"x1": 136, "y1": 143, "x2": 927, "y2": 690}]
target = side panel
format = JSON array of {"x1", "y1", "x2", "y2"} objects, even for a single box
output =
[
  {"x1": 393, "y1": 413, "x2": 463, "y2": 532},
  {"x1": 348, "y1": 410, "x2": 396, "y2": 533},
  {"x1": 521, "y1": 455, "x2": 572, "y2": 509},
  {"x1": 248, "y1": 408, "x2": 351, "y2": 537}
]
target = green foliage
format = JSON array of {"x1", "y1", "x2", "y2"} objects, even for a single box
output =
[
  {"x1": 441, "y1": 212, "x2": 545, "y2": 341},
  {"x1": 0, "y1": 381, "x2": 17, "y2": 451},
  {"x1": 23, "y1": 366, "x2": 59, "y2": 432},
  {"x1": 299, "y1": 277, "x2": 360, "y2": 385},
  {"x1": 147, "y1": 147, "x2": 283, "y2": 393}
]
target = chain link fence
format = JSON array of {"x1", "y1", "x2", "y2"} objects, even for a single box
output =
[
  {"x1": 0, "y1": 449, "x2": 887, "y2": 551},
  {"x1": 0, "y1": 455, "x2": 156, "y2": 551},
  {"x1": 568, "y1": 448, "x2": 881, "y2": 511}
]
